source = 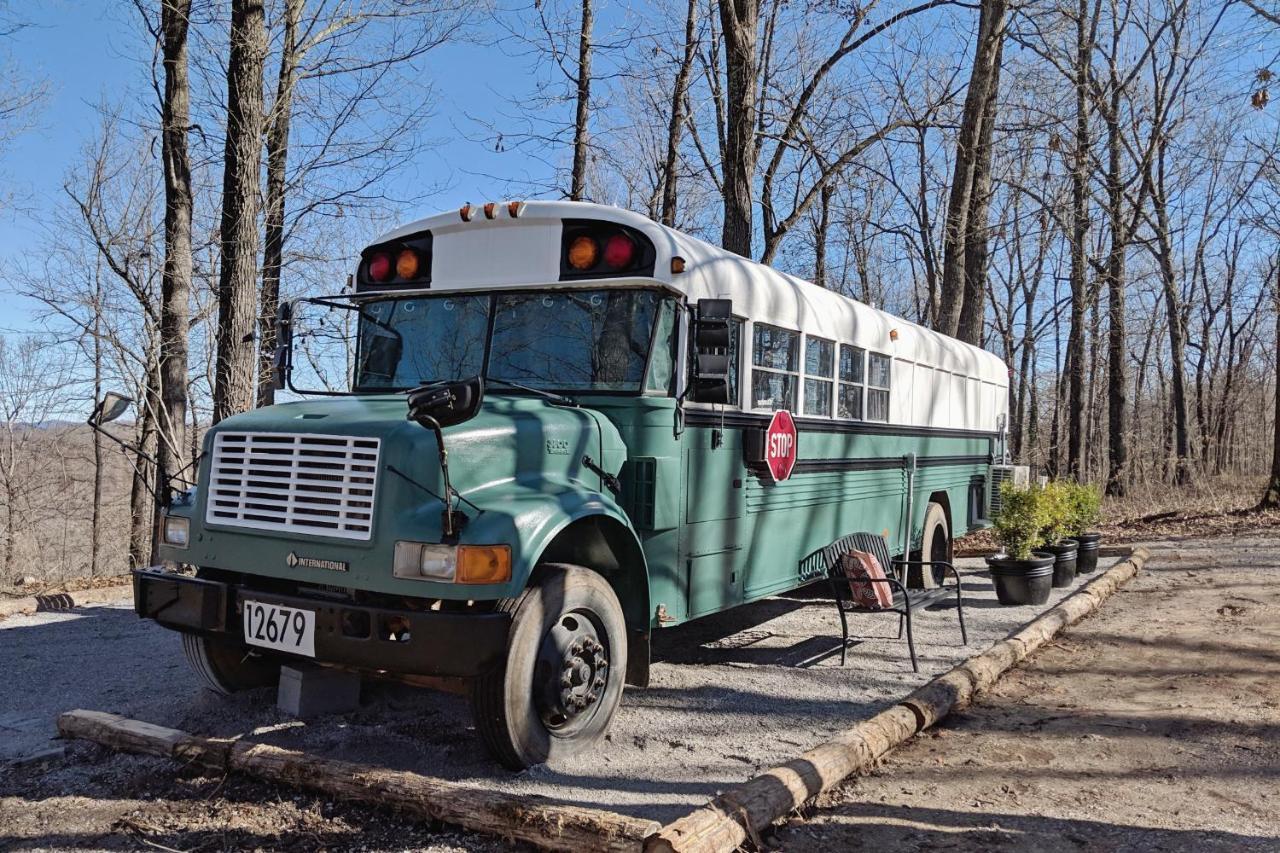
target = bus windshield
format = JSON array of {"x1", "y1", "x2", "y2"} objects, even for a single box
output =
[{"x1": 352, "y1": 288, "x2": 676, "y2": 394}]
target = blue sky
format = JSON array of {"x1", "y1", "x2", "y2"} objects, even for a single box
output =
[{"x1": 0, "y1": 1, "x2": 566, "y2": 336}]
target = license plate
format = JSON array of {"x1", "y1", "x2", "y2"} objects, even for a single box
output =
[{"x1": 242, "y1": 600, "x2": 315, "y2": 657}]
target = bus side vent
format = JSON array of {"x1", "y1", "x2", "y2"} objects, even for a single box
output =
[
  {"x1": 632, "y1": 458, "x2": 657, "y2": 530},
  {"x1": 985, "y1": 464, "x2": 1030, "y2": 520}
]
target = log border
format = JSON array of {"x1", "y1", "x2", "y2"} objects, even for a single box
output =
[
  {"x1": 647, "y1": 546, "x2": 1150, "y2": 852},
  {"x1": 56, "y1": 709, "x2": 660, "y2": 853}
]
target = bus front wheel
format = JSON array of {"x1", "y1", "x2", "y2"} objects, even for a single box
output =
[
  {"x1": 182, "y1": 633, "x2": 280, "y2": 694},
  {"x1": 471, "y1": 563, "x2": 628, "y2": 770},
  {"x1": 908, "y1": 501, "x2": 951, "y2": 589}
]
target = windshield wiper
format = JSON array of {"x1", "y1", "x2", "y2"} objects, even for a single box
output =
[{"x1": 483, "y1": 376, "x2": 579, "y2": 408}]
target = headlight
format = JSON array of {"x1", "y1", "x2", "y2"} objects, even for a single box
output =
[
  {"x1": 393, "y1": 542, "x2": 456, "y2": 581},
  {"x1": 162, "y1": 516, "x2": 190, "y2": 548},
  {"x1": 392, "y1": 543, "x2": 512, "y2": 584}
]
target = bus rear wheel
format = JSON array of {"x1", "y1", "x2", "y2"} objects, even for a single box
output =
[
  {"x1": 181, "y1": 632, "x2": 279, "y2": 694},
  {"x1": 908, "y1": 501, "x2": 951, "y2": 589},
  {"x1": 471, "y1": 563, "x2": 628, "y2": 770}
]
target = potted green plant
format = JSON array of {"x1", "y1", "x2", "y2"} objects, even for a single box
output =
[
  {"x1": 1040, "y1": 481, "x2": 1079, "y2": 588},
  {"x1": 1065, "y1": 482, "x2": 1103, "y2": 573},
  {"x1": 986, "y1": 482, "x2": 1055, "y2": 605}
]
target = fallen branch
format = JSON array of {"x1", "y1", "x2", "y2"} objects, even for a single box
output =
[
  {"x1": 58, "y1": 710, "x2": 658, "y2": 853},
  {"x1": 648, "y1": 547, "x2": 1150, "y2": 852}
]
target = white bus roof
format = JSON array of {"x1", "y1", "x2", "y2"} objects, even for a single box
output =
[{"x1": 369, "y1": 201, "x2": 1009, "y2": 388}]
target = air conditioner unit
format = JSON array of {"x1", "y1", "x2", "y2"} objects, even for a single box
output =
[{"x1": 985, "y1": 464, "x2": 1030, "y2": 520}]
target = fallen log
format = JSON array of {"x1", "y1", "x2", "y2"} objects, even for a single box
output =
[
  {"x1": 58, "y1": 710, "x2": 657, "y2": 853},
  {"x1": 648, "y1": 546, "x2": 1150, "y2": 853}
]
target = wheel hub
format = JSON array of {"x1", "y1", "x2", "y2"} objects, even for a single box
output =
[{"x1": 535, "y1": 613, "x2": 609, "y2": 733}]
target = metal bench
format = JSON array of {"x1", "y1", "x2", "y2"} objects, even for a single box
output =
[{"x1": 799, "y1": 531, "x2": 967, "y2": 672}]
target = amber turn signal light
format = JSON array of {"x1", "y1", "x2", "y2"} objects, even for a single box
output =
[
  {"x1": 457, "y1": 545, "x2": 512, "y2": 584},
  {"x1": 395, "y1": 248, "x2": 420, "y2": 279},
  {"x1": 567, "y1": 235, "x2": 600, "y2": 270}
]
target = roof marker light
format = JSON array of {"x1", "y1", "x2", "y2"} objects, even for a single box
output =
[
  {"x1": 671, "y1": 256, "x2": 686, "y2": 274},
  {"x1": 459, "y1": 203, "x2": 473, "y2": 222},
  {"x1": 483, "y1": 202, "x2": 497, "y2": 220},
  {"x1": 507, "y1": 201, "x2": 525, "y2": 218}
]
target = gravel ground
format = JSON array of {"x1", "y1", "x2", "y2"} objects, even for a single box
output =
[
  {"x1": 1, "y1": 553, "x2": 1106, "y2": 848},
  {"x1": 772, "y1": 532, "x2": 1280, "y2": 851}
]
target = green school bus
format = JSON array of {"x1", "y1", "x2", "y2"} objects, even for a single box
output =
[{"x1": 125, "y1": 201, "x2": 1010, "y2": 769}]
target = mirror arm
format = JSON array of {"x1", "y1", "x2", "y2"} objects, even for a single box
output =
[{"x1": 85, "y1": 415, "x2": 180, "y2": 510}]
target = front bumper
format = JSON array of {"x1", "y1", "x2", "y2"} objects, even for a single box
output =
[{"x1": 132, "y1": 569, "x2": 511, "y2": 678}]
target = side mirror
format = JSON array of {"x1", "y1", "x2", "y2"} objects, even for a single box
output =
[
  {"x1": 689, "y1": 298, "x2": 732, "y2": 404},
  {"x1": 407, "y1": 376, "x2": 485, "y2": 429},
  {"x1": 271, "y1": 301, "x2": 294, "y2": 391},
  {"x1": 90, "y1": 392, "x2": 133, "y2": 426}
]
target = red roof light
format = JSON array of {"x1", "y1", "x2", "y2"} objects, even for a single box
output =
[
  {"x1": 368, "y1": 253, "x2": 393, "y2": 282},
  {"x1": 603, "y1": 233, "x2": 635, "y2": 270}
]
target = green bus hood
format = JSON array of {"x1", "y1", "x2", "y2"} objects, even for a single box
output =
[{"x1": 165, "y1": 394, "x2": 634, "y2": 599}]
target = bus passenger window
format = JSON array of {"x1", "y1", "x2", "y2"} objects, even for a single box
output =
[
  {"x1": 867, "y1": 352, "x2": 891, "y2": 421},
  {"x1": 838, "y1": 345, "x2": 864, "y2": 420},
  {"x1": 803, "y1": 336, "x2": 834, "y2": 417},
  {"x1": 751, "y1": 324, "x2": 798, "y2": 411}
]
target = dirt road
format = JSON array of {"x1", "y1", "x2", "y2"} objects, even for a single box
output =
[{"x1": 772, "y1": 532, "x2": 1280, "y2": 851}]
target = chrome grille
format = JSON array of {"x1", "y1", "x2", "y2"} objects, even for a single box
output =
[{"x1": 205, "y1": 432, "x2": 380, "y2": 540}]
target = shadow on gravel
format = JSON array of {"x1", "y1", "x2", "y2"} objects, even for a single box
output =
[{"x1": 783, "y1": 801, "x2": 1280, "y2": 852}]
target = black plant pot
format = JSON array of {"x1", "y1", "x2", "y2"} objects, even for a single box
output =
[
  {"x1": 1070, "y1": 532, "x2": 1102, "y2": 573},
  {"x1": 986, "y1": 551, "x2": 1056, "y2": 605},
  {"x1": 1044, "y1": 539, "x2": 1079, "y2": 587}
]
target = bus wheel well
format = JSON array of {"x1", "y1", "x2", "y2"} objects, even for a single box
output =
[{"x1": 535, "y1": 515, "x2": 650, "y2": 687}]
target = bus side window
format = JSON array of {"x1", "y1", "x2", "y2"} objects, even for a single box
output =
[
  {"x1": 867, "y1": 352, "x2": 891, "y2": 421},
  {"x1": 751, "y1": 323, "x2": 798, "y2": 411},
  {"x1": 838, "y1": 344, "x2": 865, "y2": 420}
]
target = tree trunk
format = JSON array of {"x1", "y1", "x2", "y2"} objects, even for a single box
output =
[
  {"x1": 660, "y1": 0, "x2": 698, "y2": 227},
  {"x1": 938, "y1": 0, "x2": 1008, "y2": 339},
  {"x1": 1065, "y1": 0, "x2": 1090, "y2": 480},
  {"x1": 257, "y1": 0, "x2": 303, "y2": 408},
  {"x1": 1152, "y1": 189, "x2": 1192, "y2": 485},
  {"x1": 814, "y1": 182, "x2": 832, "y2": 288},
  {"x1": 91, "y1": 276, "x2": 104, "y2": 577},
  {"x1": 129, "y1": 368, "x2": 160, "y2": 568},
  {"x1": 569, "y1": 0, "x2": 593, "y2": 201},
  {"x1": 954, "y1": 19, "x2": 1005, "y2": 346},
  {"x1": 1103, "y1": 100, "x2": 1128, "y2": 495},
  {"x1": 718, "y1": 0, "x2": 759, "y2": 257},
  {"x1": 213, "y1": 0, "x2": 267, "y2": 423},
  {"x1": 158, "y1": 0, "x2": 193, "y2": 490},
  {"x1": 1260, "y1": 274, "x2": 1280, "y2": 509}
]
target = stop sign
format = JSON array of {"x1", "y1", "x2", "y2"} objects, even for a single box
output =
[{"x1": 764, "y1": 409, "x2": 799, "y2": 482}]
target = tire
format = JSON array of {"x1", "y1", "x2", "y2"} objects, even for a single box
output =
[
  {"x1": 908, "y1": 501, "x2": 951, "y2": 589},
  {"x1": 182, "y1": 632, "x2": 280, "y2": 694},
  {"x1": 471, "y1": 563, "x2": 628, "y2": 770}
]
